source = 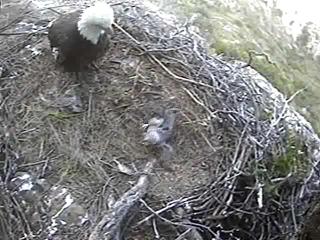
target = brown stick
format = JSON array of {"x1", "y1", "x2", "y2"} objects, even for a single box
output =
[{"x1": 89, "y1": 159, "x2": 156, "y2": 240}]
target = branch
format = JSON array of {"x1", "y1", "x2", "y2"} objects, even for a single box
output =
[
  {"x1": 242, "y1": 50, "x2": 277, "y2": 68},
  {"x1": 88, "y1": 159, "x2": 156, "y2": 240}
]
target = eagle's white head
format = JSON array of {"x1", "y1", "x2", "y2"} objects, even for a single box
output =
[{"x1": 77, "y1": 1, "x2": 114, "y2": 45}]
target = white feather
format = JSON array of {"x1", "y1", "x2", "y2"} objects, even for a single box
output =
[{"x1": 77, "y1": 1, "x2": 114, "y2": 45}]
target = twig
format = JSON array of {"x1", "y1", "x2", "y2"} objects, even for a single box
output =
[
  {"x1": 0, "y1": 1, "x2": 32, "y2": 33},
  {"x1": 152, "y1": 218, "x2": 160, "y2": 239},
  {"x1": 140, "y1": 199, "x2": 216, "y2": 236},
  {"x1": 89, "y1": 159, "x2": 156, "y2": 240},
  {"x1": 242, "y1": 50, "x2": 276, "y2": 68},
  {"x1": 0, "y1": 31, "x2": 47, "y2": 36},
  {"x1": 113, "y1": 21, "x2": 217, "y2": 90},
  {"x1": 149, "y1": 54, "x2": 215, "y2": 90},
  {"x1": 135, "y1": 201, "x2": 181, "y2": 226},
  {"x1": 113, "y1": 22, "x2": 141, "y2": 45}
]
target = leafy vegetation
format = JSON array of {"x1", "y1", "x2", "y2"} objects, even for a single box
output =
[{"x1": 271, "y1": 134, "x2": 309, "y2": 179}]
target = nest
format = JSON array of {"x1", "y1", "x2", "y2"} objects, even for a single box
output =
[{"x1": 0, "y1": 0, "x2": 320, "y2": 239}]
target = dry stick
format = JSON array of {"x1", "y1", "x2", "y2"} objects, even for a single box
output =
[
  {"x1": 0, "y1": 1, "x2": 33, "y2": 33},
  {"x1": 241, "y1": 50, "x2": 277, "y2": 68},
  {"x1": 134, "y1": 196, "x2": 198, "y2": 228},
  {"x1": 264, "y1": 87, "x2": 305, "y2": 142},
  {"x1": 0, "y1": 3, "x2": 80, "y2": 35},
  {"x1": 89, "y1": 159, "x2": 156, "y2": 240},
  {"x1": 149, "y1": 55, "x2": 216, "y2": 90},
  {"x1": 113, "y1": 22, "x2": 140, "y2": 45},
  {"x1": 152, "y1": 218, "x2": 160, "y2": 239},
  {"x1": 182, "y1": 86, "x2": 216, "y2": 119},
  {"x1": 135, "y1": 200, "x2": 182, "y2": 226},
  {"x1": 10, "y1": 194, "x2": 34, "y2": 240},
  {"x1": 180, "y1": 87, "x2": 219, "y2": 152},
  {"x1": 140, "y1": 199, "x2": 216, "y2": 237},
  {"x1": 113, "y1": 22, "x2": 216, "y2": 90},
  {"x1": 175, "y1": 229, "x2": 192, "y2": 240},
  {"x1": 0, "y1": 32, "x2": 39, "y2": 36}
]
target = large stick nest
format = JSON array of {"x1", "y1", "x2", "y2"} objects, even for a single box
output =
[{"x1": 1, "y1": 0, "x2": 320, "y2": 239}]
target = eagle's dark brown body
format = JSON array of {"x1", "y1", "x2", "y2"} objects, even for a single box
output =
[{"x1": 48, "y1": 11, "x2": 110, "y2": 72}]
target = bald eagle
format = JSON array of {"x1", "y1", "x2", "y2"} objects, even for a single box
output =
[{"x1": 48, "y1": 1, "x2": 114, "y2": 73}]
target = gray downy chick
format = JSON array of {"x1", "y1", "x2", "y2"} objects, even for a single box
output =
[
  {"x1": 143, "y1": 109, "x2": 176, "y2": 146},
  {"x1": 143, "y1": 109, "x2": 176, "y2": 170}
]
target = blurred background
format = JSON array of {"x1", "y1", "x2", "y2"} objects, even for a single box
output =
[{"x1": 145, "y1": 0, "x2": 320, "y2": 131}]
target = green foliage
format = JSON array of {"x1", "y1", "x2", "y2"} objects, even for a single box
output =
[
  {"x1": 249, "y1": 133, "x2": 310, "y2": 198},
  {"x1": 271, "y1": 133, "x2": 310, "y2": 179},
  {"x1": 272, "y1": 147, "x2": 304, "y2": 178}
]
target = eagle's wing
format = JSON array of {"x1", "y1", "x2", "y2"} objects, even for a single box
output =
[{"x1": 48, "y1": 10, "x2": 82, "y2": 49}]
